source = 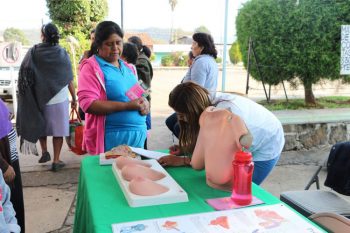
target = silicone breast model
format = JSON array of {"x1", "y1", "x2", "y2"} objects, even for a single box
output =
[
  {"x1": 191, "y1": 107, "x2": 250, "y2": 191},
  {"x1": 129, "y1": 177, "x2": 169, "y2": 196},
  {"x1": 115, "y1": 156, "x2": 151, "y2": 170},
  {"x1": 121, "y1": 164, "x2": 166, "y2": 181}
]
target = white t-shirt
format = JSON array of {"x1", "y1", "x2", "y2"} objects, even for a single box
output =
[
  {"x1": 212, "y1": 92, "x2": 285, "y2": 161},
  {"x1": 47, "y1": 85, "x2": 69, "y2": 105}
]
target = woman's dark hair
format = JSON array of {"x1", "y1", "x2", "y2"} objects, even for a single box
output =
[
  {"x1": 128, "y1": 36, "x2": 143, "y2": 52},
  {"x1": 188, "y1": 51, "x2": 194, "y2": 60},
  {"x1": 90, "y1": 21, "x2": 124, "y2": 55},
  {"x1": 168, "y1": 82, "x2": 211, "y2": 154},
  {"x1": 122, "y1": 42, "x2": 138, "y2": 65},
  {"x1": 142, "y1": 45, "x2": 152, "y2": 58},
  {"x1": 192, "y1": 32, "x2": 217, "y2": 59},
  {"x1": 41, "y1": 23, "x2": 60, "y2": 45}
]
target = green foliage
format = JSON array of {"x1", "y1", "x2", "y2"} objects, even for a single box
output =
[
  {"x1": 229, "y1": 41, "x2": 242, "y2": 64},
  {"x1": 161, "y1": 52, "x2": 188, "y2": 66},
  {"x1": 161, "y1": 55, "x2": 173, "y2": 66},
  {"x1": 3, "y1": 28, "x2": 30, "y2": 45},
  {"x1": 150, "y1": 53, "x2": 156, "y2": 62},
  {"x1": 215, "y1": 57, "x2": 222, "y2": 63},
  {"x1": 47, "y1": 0, "x2": 90, "y2": 35},
  {"x1": 46, "y1": 0, "x2": 108, "y2": 83},
  {"x1": 60, "y1": 31, "x2": 90, "y2": 85},
  {"x1": 194, "y1": 25, "x2": 211, "y2": 34},
  {"x1": 236, "y1": 0, "x2": 295, "y2": 85},
  {"x1": 236, "y1": 0, "x2": 350, "y2": 103},
  {"x1": 46, "y1": 0, "x2": 108, "y2": 36},
  {"x1": 259, "y1": 96, "x2": 350, "y2": 111},
  {"x1": 89, "y1": 0, "x2": 108, "y2": 24}
]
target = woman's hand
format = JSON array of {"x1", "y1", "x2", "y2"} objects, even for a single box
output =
[
  {"x1": 158, "y1": 155, "x2": 189, "y2": 167},
  {"x1": 169, "y1": 144, "x2": 181, "y2": 155},
  {"x1": 71, "y1": 99, "x2": 77, "y2": 109},
  {"x1": 129, "y1": 97, "x2": 149, "y2": 115},
  {"x1": 68, "y1": 81, "x2": 77, "y2": 109},
  {"x1": 138, "y1": 97, "x2": 149, "y2": 116}
]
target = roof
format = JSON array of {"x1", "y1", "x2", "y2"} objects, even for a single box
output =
[
  {"x1": 170, "y1": 35, "x2": 192, "y2": 45},
  {"x1": 124, "y1": 32, "x2": 154, "y2": 48}
]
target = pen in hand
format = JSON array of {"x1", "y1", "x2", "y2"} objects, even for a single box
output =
[{"x1": 170, "y1": 133, "x2": 177, "y2": 155}]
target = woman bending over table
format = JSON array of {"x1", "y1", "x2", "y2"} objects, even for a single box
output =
[
  {"x1": 158, "y1": 82, "x2": 285, "y2": 185},
  {"x1": 78, "y1": 21, "x2": 149, "y2": 155}
]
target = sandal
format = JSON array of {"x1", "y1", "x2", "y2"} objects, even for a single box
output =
[
  {"x1": 38, "y1": 152, "x2": 51, "y2": 163},
  {"x1": 51, "y1": 161, "x2": 65, "y2": 172}
]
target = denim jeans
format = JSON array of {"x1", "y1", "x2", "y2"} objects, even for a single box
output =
[
  {"x1": 165, "y1": 112, "x2": 180, "y2": 138},
  {"x1": 252, "y1": 155, "x2": 280, "y2": 185}
]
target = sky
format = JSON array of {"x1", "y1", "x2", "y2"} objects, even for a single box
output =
[{"x1": 0, "y1": 0, "x2": 247, "y2": 43}]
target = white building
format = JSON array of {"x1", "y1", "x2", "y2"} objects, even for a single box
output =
[{"x1": 152, "y1": 43, "x2": 231, "y2": 66}]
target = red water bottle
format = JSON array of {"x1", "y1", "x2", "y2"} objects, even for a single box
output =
[{"x1": 231, "y1": 150, "x2": 254, "y2": 205}]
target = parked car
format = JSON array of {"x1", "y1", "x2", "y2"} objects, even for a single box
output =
[{"x1": 0, "y1": 66, "x2": 19, "y2": 99}]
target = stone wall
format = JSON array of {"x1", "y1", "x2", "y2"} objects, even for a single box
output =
[{"x1": 283, "y1": 122, "x2": 350, "y2": 151}]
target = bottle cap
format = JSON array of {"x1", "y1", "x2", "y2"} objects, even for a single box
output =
[{"x1": 234, "y1": 150, "x2": 252, "y2": 162}]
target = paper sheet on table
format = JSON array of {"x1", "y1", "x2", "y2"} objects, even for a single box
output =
[
  {"x1": 112, "y1": 203, "x2": 325, "y2": 233},
  {"x1": 129, "y1": 147, "x2": 169, "y2": 160}
]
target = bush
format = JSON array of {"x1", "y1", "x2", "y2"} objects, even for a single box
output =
[
  {"x1": 161, "y1": 55, "x2": 173, "y2": 66},
  {"x1": 150, "y1": 53, "x2": 156, "y2": 62},
  {"x1": 229, "y1": 41, "x2": 242, "y2": 64},
  {"x1": 161, "y1": 52, "x2": 189, "y2": 66},
  {"x1": 216, "y1": 57, "x2": 222, "y2": 63}
]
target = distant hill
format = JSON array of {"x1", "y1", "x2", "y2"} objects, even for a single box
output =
[
  {"x1": 0, "y1": 29, "x2": 40, "y2": 46},
  {"x1": 0, "y1": 27, "x2": 195, "y2": 45},
  {"x1": 125, "y1": 27, "x2": 193, "y2": 44},
  {"x1": 127, "y1": 27, "x2": 235, "y2": 44},
  {"x1": 22, "y1": 29, "x2": 41, "y2": 45}
]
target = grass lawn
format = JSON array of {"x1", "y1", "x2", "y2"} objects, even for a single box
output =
[{"x1": 259, "y1": 96, "x2": 350, "y2": 111}]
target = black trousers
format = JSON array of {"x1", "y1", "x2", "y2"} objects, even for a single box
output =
[
  {"x1": 11, "y1": 159, "x2": 25, "y2": 233},
  {"x1": 165, "y1": 112, "x2": 180, "y2": 138}
]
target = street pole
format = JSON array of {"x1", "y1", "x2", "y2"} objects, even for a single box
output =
[
  {"x1": 222, "y1": 0, "x2": 229, "y2": 92},
  {"x1": 121, "y1": 0, "x2": 124, "y2": 29},
  {"x1": 10, "y1": 66, "x2": 17, "y2": 119}
]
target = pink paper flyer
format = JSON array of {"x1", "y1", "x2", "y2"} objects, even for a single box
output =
[
  {"x1": 126, "y1": 83, "x2": 146, "y2": 100},
  {"x1": 206, "y1": 196, "x2": 264, "y2": 211}
]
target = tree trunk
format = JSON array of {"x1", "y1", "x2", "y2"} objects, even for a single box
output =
[{"x1": 304, "y1": 81, "x2": 316, "y2": 106}]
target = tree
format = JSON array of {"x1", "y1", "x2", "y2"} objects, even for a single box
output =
[
  {"x1": 46, "y1": 0, "x2": 108, "y2": 82},
  {"x1": 168, "y1": 0, "x2": 178, "y2": 43},
  {"x1": 229, "y1": 41, "x2": 242, "y2": 64},
  {"x1": 236, "y1": 0, "x2": 349, "y2": 105},
  {"x1": 46, "y1": 0, "x2": 107, "y2": 36},
  {"x1": 194, "y1": 25, "x2": 211, "y2": 34},
  {"x1": 3, "y1": 28, "x2": 29, "y2": 45},
  {"x1": 236, "y1": 0, "x2": 295, "y2": 89}
]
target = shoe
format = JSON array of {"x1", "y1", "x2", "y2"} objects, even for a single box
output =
[
  {"x1": 38, "y1": 152, "x2": 51, "y2": 163},
  {"x1": 51, "y1": 161, "x2": 65, "y2": 172}
]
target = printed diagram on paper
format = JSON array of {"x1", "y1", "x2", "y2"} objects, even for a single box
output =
[{"x1": 112, "y1": 203, "x2": 325, "y2": 233}]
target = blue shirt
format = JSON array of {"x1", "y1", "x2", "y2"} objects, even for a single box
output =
[
  {"x1": 183, "y1": 54, "x2": 218, "y2": 93},
  {"x1": 0, "y1": 169, "x2": 20, "y2": 233},
  {"x1": 95, "y1": 56, "x2": 146, "y2": 131}
]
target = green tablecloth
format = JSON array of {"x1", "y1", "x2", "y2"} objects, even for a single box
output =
[{"x1": 73, "y1": 156, "x2": 285, "y2": 233}]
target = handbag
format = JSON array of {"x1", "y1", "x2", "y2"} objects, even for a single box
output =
[{"x1": 66, "y1": 107, "x2": 86, "y2": 155}]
